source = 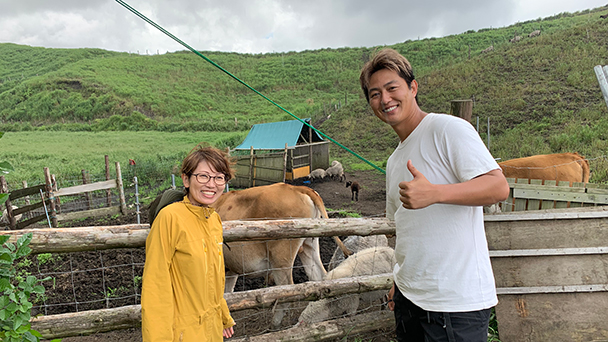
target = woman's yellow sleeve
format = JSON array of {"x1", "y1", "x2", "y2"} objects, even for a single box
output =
[{"x1": 141, "y1": 211, "x2": 177, "y2": 342}]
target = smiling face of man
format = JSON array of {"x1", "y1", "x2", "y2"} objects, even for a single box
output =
[{"x1": 368, "y1": 68, "x2": 420, "y2": 134}]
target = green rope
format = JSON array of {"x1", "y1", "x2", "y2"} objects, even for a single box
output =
[{"x1": 115, "y1": 0, "x2": 385, "y2": 174}]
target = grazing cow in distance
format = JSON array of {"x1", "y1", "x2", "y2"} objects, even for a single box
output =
[
  {"x1": 528, "y1": 30, "x2": 541, "y2": 38},
  {"x1": 498, "y1": 152, "x2": 590, "y2": 184},
  {"x1": 600, "y1": 13, "x2": 608, "y2": 19},
  {"x1": 346, "y1": 181, "x2": 360, "y2": 201}
]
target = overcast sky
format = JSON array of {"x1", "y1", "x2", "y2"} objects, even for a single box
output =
[{"x1": 1, "y1": 0, "x2": 607, "y2": 55}]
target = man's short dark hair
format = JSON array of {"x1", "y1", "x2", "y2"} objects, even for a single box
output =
[{"x1": 359, "y1": 48, "x2": 416, "y2": 103}]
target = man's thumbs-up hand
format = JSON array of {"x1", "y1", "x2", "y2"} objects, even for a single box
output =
[{"x1": 398, "y1": 160, "x2": 438, "y2": 209}]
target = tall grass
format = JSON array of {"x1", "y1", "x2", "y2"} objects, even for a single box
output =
[{"x1": 0, "y1": 131, "x2": 243, "y2": 198}]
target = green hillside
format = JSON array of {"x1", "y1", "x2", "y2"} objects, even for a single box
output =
[{"x1": 1, "y1": 5, "x2": 608, "y2": 183}]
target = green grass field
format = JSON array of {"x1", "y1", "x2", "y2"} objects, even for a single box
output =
[{"x1": 0, "y1": 131, "x2": 243, "y2": 188}]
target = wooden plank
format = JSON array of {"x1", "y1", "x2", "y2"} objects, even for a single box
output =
[
  {"x1": 490, "y1": 246, "x2": 608, "y2": 257},
  {"x1": 115, "y1": 162, "x2": 127, "y2": 214},
  {"x1": 484, "y1": 205, "x2": 608, "y2": 221},
  {"x1": 495, "y1": 293, "x2": 608, "y2": 342},
  {"x1": 526, "y1": 179, "x2": 542, "y2": 210},
  {"x1": 586, "y1": 183, "x2": 608, "y2": 195},
  {"x1": 0, "y1": 218, "x2": 396, "y2": 253},
  {"x1": 31, "y1": 304, "x2": 394, "y2": 341},
  {"x1": 12, "y1": 200, "x2": 49, "y2": 215},
  {"x1": 514, "y1": 187, "x2": 608, "y2": 204},
  {"x1": 229, "y1": 310, "x2": 393, "y2": 342},
  {"x1": 569, "y1": 182, "x2": 586, "y2": 207},
  {"x1": 8, "y1": 184, "x2": 46, "y2": 201},
  {"x1": 0, "y1": 224, "x2": 150, "y2": 253},
  {"x1": 503, "y1": 178, "x2": 515, "y2": 212},
  {"x1": 514, "y1": 188, "x2": 608, "y2": 203},
  {"x1": 30, "y1": 305, "x2": 142, "y2": 339},
  {"x1": 514, "y1": 178, "x2": 528, "y2": 211},
  {"x1": 540, "y1": 196, "x2": 555, "y2": 209},
  {"x1": 485, "y1": 210, "x2": 608, "y2": 250},
  {"x1": 54, "y1": 180, "x2": 116, "y2": 197},
  {"x1": 510, "y1": 182, "x2": 585, "y2": 193},
  {"x1": 56, "y1": 206, "x2": 121, "y2": 221},
  {"x1": 496, "y1": 284, "x2": 608, "y2": 295},
  {"x1": 555, "y1": 180, "x2": 571, "y2": 209},
  {"x1": 227, "y1": 273, "x2": 393, "y2": 311},
  {"x1": 15, "y1": 214, "x2": 49, "y2": 230},
  {"x1": 492, "y1": 254, "x2": 608, "y2": 288}
]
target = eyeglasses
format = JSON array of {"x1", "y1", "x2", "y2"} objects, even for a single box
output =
[{"x1": 191, "y1": 173, "x2": 227, "y2": 185}]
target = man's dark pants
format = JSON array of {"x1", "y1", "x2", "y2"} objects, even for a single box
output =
[{"x1": 393, "y1": 284, "x2": 491, "y2": 342}]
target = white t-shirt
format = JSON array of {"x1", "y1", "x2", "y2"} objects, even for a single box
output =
[{"x1": 386, "y1": 113, "x2": 499, "y2": 312}]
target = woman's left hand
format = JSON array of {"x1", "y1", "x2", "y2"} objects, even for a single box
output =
[{"x1": 223, "y1": 326, "x2": 234, "y2": 338}]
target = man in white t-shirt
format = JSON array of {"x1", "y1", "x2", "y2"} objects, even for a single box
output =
[{"x1": 359, "y1": 48, "x2": 509, "y2": 341}]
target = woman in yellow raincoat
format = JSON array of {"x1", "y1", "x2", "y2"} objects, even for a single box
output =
[{"x1": 142, "y1": 145, "x2": 236, "y2": 341}]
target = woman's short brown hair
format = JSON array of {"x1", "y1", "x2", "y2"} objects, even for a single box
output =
[
  {"x1": 359, "y1": 48, "x2": 416, "y2": 103},
  {"x1": 180, "y1": 143, "x2": 235, "y2": 182}
]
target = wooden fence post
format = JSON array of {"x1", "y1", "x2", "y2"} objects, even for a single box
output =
[
  {"x1": 450, "y1": 99, "x2": 473, "y2": 122},
  {"x1": 308, "y1": 125, "x2": 313, "y2": 169},
  {"x1": 115, "y1": 162, "x2": 127, "y2": 214},
  {"x1": 249, "y1": 146, "x2": 254, "y2": 188},
  {"x1": 283, "y1": 143, "x2": 288, "y2": 183},
  {"x1": 105, "y1": 155, "x2": 112, "y2": 207},
  {"x1": 81, "y1": 170, "x2": 91, "y2": 210},
  {"x1": 594, "y1": 65, "x2": 608, "y2": 110},
  {"x1": 51, "y1": 174, "x2": 61, "y2": 213},
  {"x1": 1, "y1": 176, "x2": 16, "y2": 230},
  {"x1": 22, "y1": 181, "x2": 30, "y2": 206},
  {"x1": 44, "y1": 167, "x2": 58, "y2": 228}
]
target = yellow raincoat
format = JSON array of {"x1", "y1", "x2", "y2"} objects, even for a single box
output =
[{"x1": 141, "y1": 196, "x2": 235, "y2": 342}]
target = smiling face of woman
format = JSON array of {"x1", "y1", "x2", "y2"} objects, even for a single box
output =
[{"x1": 181, "y1": 160, "x2": 225, "y2": 207}]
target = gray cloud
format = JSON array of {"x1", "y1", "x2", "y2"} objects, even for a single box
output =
[{"x1": 0, "y1": 0, "x2": 605, "y2": 54}]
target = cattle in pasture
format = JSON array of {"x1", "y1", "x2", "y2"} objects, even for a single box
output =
[
  {"x1": 528, "y1": 30, "x2": 541, "y2": 38},
  {"x1": 298, "y1": 246, "x2": 396, "y2": 325},
  {"x1": 213, "y1": 183, "x2": 351, "y2": 327},
  {"x1": 498, "y1": 152, "x2": 590, "y2": 184}
]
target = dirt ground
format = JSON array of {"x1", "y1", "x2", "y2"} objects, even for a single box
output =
[{"x1": 34, "y1": 169, "x2": 392, "y2": 342}]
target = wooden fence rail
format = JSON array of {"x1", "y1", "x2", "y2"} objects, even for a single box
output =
[
  {"x1": 30, "y1": 274, "x2": 394, "y2": 339},
  {"x1": 1, "y1": 209, "x2": 607, "y2": 340},
  {"x1": 501, "y1": 178, "x2": 608, "y2": 212},
  {"x1": 0, "y1": 162, "x2": 127, "y2": 229}
]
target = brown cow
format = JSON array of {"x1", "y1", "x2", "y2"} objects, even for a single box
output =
[
  {"x1": 213, "y1": 183, "x2": 350, "y2": 327},
  {"x1": 498, "y1": 152, "x2": 590, "y2": 184}
]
